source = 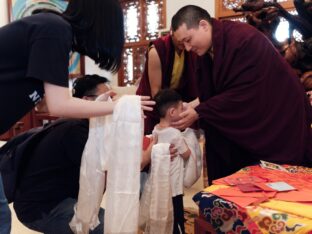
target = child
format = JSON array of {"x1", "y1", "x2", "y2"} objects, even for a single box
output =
[{"x1": 153, "y1": 89, "x2": 191, "y2": 234}]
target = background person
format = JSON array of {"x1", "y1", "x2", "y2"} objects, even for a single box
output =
[{"x1": 136, "y1": 31, "x2": 200, "y2": 135}]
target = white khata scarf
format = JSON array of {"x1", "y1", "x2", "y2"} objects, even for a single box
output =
[
  {"x1": 139, "y1": 143, "x2": 174, "y2": 234},
  {"x1": 70, "y1": 95, "x2": 143, "y2": 234}
]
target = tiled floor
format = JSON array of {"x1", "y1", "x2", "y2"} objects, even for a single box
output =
[
  {"x1": 10, "y1": 175, "x2": 204, "y2": 233},
  {"x1": 183, "y1": 172, "x2": 204, "y2": 210}
]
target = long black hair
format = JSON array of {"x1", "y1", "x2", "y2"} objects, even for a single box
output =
[{"x1": 63, "y1": 0, "x2": 124, "y2": 73}]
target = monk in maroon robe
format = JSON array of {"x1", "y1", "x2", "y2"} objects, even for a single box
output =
[
  {"x1": 172, "y1": 5, "x2": 312, "y2": 184},
  {"x1": 136, "y1": 34, "x2": 199, "y2": 134}
]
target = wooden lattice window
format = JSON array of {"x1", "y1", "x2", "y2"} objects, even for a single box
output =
[
  {"x1": 118, "y1": 0, "x2": 166, "y2": 86},
  {"x1": 215, "y1": 0, "x2": 303, "y2": 43}
]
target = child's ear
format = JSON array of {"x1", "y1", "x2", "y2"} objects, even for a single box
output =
[{"x1": 168, "y1": 107, "x2": 175, "y2": 117}]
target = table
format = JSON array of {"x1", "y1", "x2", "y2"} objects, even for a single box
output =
[{"x1": 193, "y1": 165, "x2": 312, "y2": 234}]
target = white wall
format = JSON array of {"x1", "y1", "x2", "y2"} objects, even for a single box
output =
[
  {"x1": 0, "y1": 0, "x2": 215, "y2": 86},
  {"x1": 0, "y1": 0, "x2": 8, "y2": 26},
  {"x1": 84, "y1": 57, "x2": 115, "y2": 82}
]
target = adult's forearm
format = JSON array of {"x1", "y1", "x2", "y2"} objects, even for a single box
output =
[
  {"x1": 44, "y1": 82, "x2": 115, "y2": 118},
  {"x1": 47, "y1": 97, "x2": 115, "y2": 118}
]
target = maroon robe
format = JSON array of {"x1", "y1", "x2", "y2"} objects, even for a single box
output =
[
  {"x1": 136, "y1": 35, "x2": 199, "y2": 134},
  {"x1": 195, "y1": 19, "x2": 312, "y2": 183}
]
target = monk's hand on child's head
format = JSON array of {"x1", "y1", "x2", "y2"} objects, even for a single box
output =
[{"x1": 169, "y1": 144, "x2": 178, "y2": 161}]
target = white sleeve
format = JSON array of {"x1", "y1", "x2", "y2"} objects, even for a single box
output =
[{"x1": 171, "y1": 131, "x2": 188, "y2": 155}]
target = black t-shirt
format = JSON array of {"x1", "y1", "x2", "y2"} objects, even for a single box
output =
[
  {"x1": 0, "y1": 13, "x2": 72, "y2": 134},
  {"x1": 13, "y1": 119, "x2": 89, "y2": 223}
]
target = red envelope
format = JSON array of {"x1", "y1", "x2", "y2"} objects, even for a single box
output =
[
  {"x1": 237, "y1": 183, "x2": 262, "y2": 192},
  {"x1": 210, "y1": 187, "x2": 277, "y2": 207}
]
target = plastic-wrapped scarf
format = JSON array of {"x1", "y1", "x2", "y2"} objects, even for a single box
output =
[
  {"x1": 182, "y1": 128, "x2": 202, "y2": 188},
  {"x1": 139, "y1": 143, "x2": 174, "y2": 234},
  {"x1": 70, "y1": 95, "x2": 143, "y2": 234}
]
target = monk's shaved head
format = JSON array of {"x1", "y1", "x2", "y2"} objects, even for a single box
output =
[{"x1": 171, "y1": 5, "x2": 212, "y2": 32}]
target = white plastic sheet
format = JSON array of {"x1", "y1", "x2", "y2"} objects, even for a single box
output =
[{"x1": 182, "y1": 128, "x2": 202, "y2": 188}]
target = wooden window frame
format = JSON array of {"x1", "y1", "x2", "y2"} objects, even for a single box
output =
[{"x1": 118, "y1": 0, "x2": 166, "y2": 86}]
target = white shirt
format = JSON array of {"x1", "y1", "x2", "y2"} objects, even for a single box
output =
[{"x1": 152, "y1": 125, "x2": 188, "y2": 197}]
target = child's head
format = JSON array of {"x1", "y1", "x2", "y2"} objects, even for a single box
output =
[{"x1": 154, "y1": 89, "x2": 183, "y2": 121}]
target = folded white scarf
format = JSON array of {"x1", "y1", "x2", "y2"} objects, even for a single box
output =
[
  {"x1": 139, "y1": 143, "x2": 174, "y2": 234},
  {"x1": 70, "y1": 95, "x2": 142, "y2": 234}
]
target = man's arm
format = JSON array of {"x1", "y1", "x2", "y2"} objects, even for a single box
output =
[{"x1": 148, "y1": 47, "x2": 162, "y2": 98}]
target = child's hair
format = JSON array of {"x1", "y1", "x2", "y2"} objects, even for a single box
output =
[
  {"x1": 72, "y1": 74, "x2": 109, "y2": 98},
  {"x1": 154, "y1": 89, "x2": 182, "y2": 117}
]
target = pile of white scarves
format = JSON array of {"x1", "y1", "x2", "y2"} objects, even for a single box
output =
[
  {"x1": 69, "y1": 94, "x2": 202, "y2": 234},
  {"x1": 139, "y1": 129, "x2": 202, "y2": 234},
  {"x1": 139, "y1": 143, "x2": 174, "y2": 233},
  {"x1": 70, "y1": 95, "x2": 143, "y2": 234}
]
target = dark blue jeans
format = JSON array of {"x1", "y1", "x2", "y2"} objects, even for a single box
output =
[
  {"x1": 0, "y1": 173, "x2": 11, "y2": 234},
  {"x1": 23, "y1": 198, "x2": 105, "y2": 234}
]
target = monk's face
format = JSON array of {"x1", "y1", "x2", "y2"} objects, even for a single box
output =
[
  {"x1": 173, "y1": 20, "x2": 212, "y2": 56},
  {"x1": 171, "y1": 32, "x2": 185, "y2": 53}
]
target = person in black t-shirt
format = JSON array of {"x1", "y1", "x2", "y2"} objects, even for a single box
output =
[
  {"x1": 0, "y1": 0, "x2": 154, "y2": 232},
  {"x1": 12, "y1": 75, "x2": 112, "y2": 234}
]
